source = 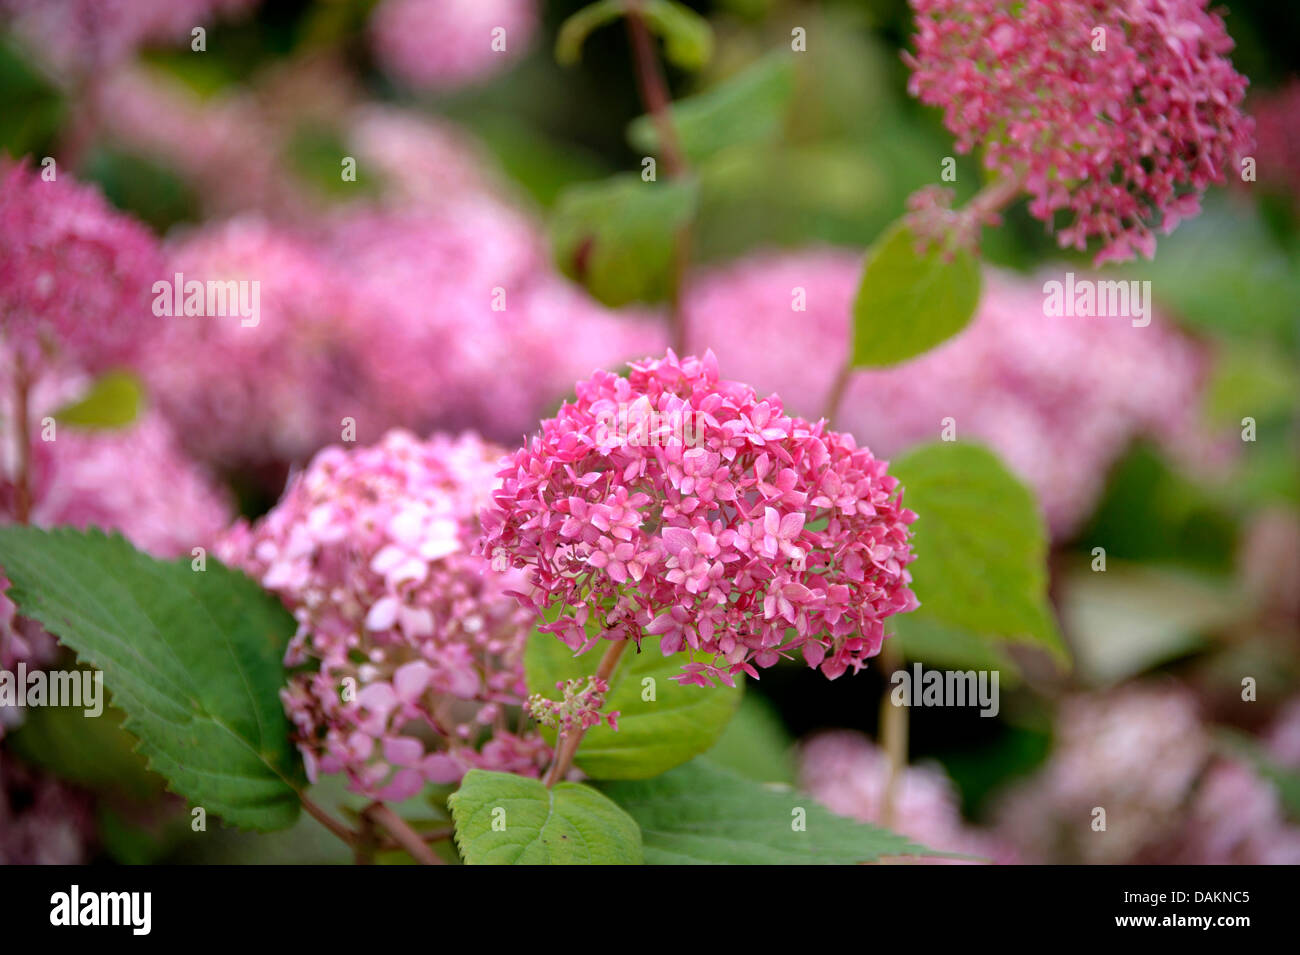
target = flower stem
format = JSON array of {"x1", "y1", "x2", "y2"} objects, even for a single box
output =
[
  {"x1": 821, "y1": 357, "x2": 854, "y2": 425},
  {"x1": 877, "y1": 639, "x2": 907, "y2": 829},
  {"x1": 543, "y1": 637, "x2": 630, "y2": 787},
  {"x1": 625, "y1": 0, "x2": 691, "y2": 354},
  {"x1": 300, "y1": 792, "x2": 359, "y2": 847},
  {"x1": 363, "y1": 802, "x2": 444, "y2": 865}
]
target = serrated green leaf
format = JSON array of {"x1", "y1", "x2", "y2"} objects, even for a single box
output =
[
  {"x1": 891, "y1": 442, "x2": 1066, "y2": 663},
  {"x1": 550, "y1": 173, "x2": 698, "y2": 306},
  {"x1": 53, "y1": 371, "x2": 143, "y2": 430},
  {"x1": 851, "y1": 222, "x2": 981, "y2": 367},
  {"x1": 526, "y1": 632, "x2": 741, "y2": 779},
  {"x1": 557, "y1": 1, "x2": 712, "y2": 71},
  {"x1": 628, "y1": 54, "x2": 795, "y2": 164},
  {"x1": 600, "y1": 758, "x2": 941, "y2": 864},
  {"x1": 449, "y1": 769, "x2": 643, "y2": 864},
  {"x1": 0, "y1": 525, "x2": 304, "y2": 830}
]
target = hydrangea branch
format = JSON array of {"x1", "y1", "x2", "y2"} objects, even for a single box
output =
[
  {"x1": 626, "y1": 0, "x2": 692, "y2": 353},
  {"x1": 363, "y1": 802, "x2": 444, "y2": 865}
]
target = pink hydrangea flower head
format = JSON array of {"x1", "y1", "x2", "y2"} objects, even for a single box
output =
[
  {"x1": 217, "y1": 430, "x2": 549, "y2": 799},
  {"x1": 904, "y1": 0, "x2": 1254, "y2": 263},
  {"x1": 800, "y1": 731, "x2": 1015, "y2": 863},
  {"x1": 481, "y1": 350, "x2": 919, "y2": 686},
  {"x1": 0, "y1": 159, "x2": 162, "y2": 378},
  {"x1": 369, "y1": 0, "x2": 538, "y2": 91}
]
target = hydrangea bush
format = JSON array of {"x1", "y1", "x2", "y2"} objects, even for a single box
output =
[{"x1": 0, "y1": 0, "x2": 1292, "y2": 874}]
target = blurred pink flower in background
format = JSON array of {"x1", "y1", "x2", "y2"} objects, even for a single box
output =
[
  {"x1": 904, "y1": 0, "x2": 1253, "y2": 262},
  {"x1": 686, "y1": 250, "x2": 1215, "y2": 537},
  {"x1": 800, "y1": 730, "x2": 1014, "y2": 864},
  {"x1": 482, "y1": 350, "x2": 919, "y2": 686},
  {"x1": 218, "y1": 430, "x2": 549, "y2": 800},
  {"x1": 344, "y1": 104, "x2": 506, "y2": 211},
  {"x1": 320, "y1": 203, "x2": 665, "y2": 446},
  {"x1": 1251, "y1": 78, "x2": 1300, "y2": 211},
  {"x1": 369, "y1": 0, "x2": 538, "y2": 92},
  {"x1": 0, "y1": 159, "x2": 162, "y2": 379},
  {"x1": 995, "y1": 685, "x2": 1300, "y2": 864},
  {"x1": 93, "y1": 65, "x2": 307, "y2": 219},
  {"x1": 0, "y1": 754, "x2": 94, "y2": 864},
  {"x1": 144, "y1": 217, "x2": 383, "y2": 469},
  {"x1": 0, "y1": 0, "x2": 258, "y2": 78}
]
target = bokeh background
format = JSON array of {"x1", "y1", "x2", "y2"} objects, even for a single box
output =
[{"x1": 1, "y1": 0, "x2": 1298, "y2": 864}]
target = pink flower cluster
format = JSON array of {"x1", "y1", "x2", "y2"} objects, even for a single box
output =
[
  {"x1": 904, "y1": 0, "x2": 1254, "y2": 263},
  {"x1": 217, "y1": 430, "x2": 550, "y2": 800},
  {"x1": 0, "y1": 0, "x2": 258, "y2": 78},
  {"x1": 481, "y1": 350, "x2": 919, "y2": 686},
  {"x1": 369, "y1": 0, "x2": 538, "y2": 91},
  {"x1": 994, "y1": 686, "x2": 1300, "y2": 864},
  {"x1": 685, "y1": 250, "x2": 1213, "y2": 536},
  {"x1": 526, "y1": 677, "x2": 620, "y2": 735},
  {"x1": 0, "y1": 159, "x2": 162, "y2": 378},
  {"x1": 799, "y1": 731, "x2": 1015, "y2": 864}
]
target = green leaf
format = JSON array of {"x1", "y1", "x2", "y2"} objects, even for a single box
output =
[
  {"x1": 557, "y1": 1, "x2": 713, "y2": 71},
  {"x1": 1060, "y1": 561, "x2": 1239, "y2": 686},
  {"x1": 891, "y1": 442, "x2": 1066, "y2": 663},
  {"x1": 704, "y1": 692, "x2": 796, "y2": 784},
  {"x1": 628, "y1": 54, "x2": 795, "y2": 165},
  {"x1": 53, "y1": 371, "x2": 144, "y2": 430},
  {"x1": 890, "y1": 614, "x2": 1022, "y2": 683},
  {"x1": 449, "y1": 769, "x2": 643, "y2": 864},
  {"x1": 0, "y1": 526, "x2": 304, "y2": 830},
  {"x1": 526, "y1": 631, "x2": 741, "y2": 779},
  {"x1": 549, "y1": 173, "x2": 698, "y2": 306},
  {"x1": 851, "y1": 222, "x2": 981, "y2": 367},
  {"x1": 600, "y1": 759, "x2": 940, "y2": 864},
  {"x1": 0, "y1": 39, "x2": 65, "y2": 156}
]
